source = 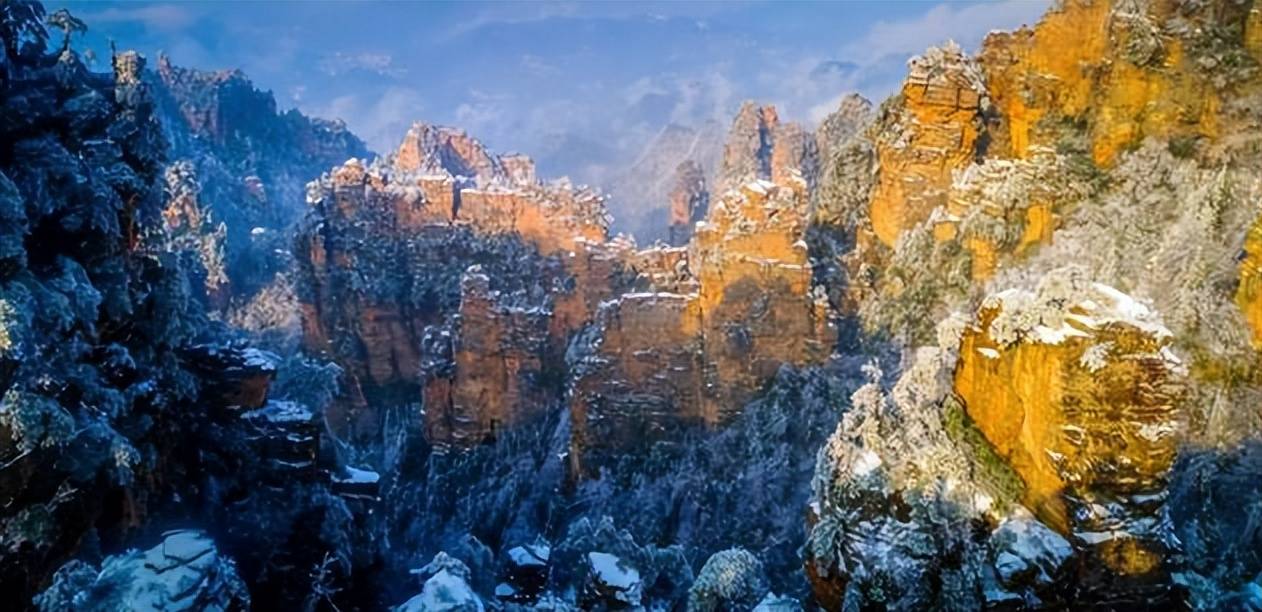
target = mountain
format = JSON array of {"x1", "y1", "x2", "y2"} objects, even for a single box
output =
[
  {"x1": 10, "y1": 0, "x2": 1262, "y2": 610},
  {"x1": 604, "y1": 120, "x2": 725, "y2": 243},
  {"x1": 150, "y1": 55, "x2": 369, "y2": 305},
  {"x1": 805, "y1": 0, "x2": 1262, "y2": 607}
]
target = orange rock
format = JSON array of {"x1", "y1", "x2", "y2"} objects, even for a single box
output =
[
  {"x1": 457, "y1": 185, "x2": 607, "y2": 255},
  {"x1": 423, "y1": 271, "x2": 554, "y2": 446},
  {"x1": 569, "y1": 179, "x2": 833, "y2": 471},
  {"x1": 715, "y1": 102, "x2": 819, "y2": 196},
  {"x1": 568, "y1": 292, "x2": 706, "y2": 475},
  {"x1": 299, "y1": 127, "x2": 628, "y2": 446},
  {"x1": 868, "y1": 42, "x2": 987, "y2": 246},
  {"x1": 1236, "y1": 213, "x2": 1262, "y2": 347},
  {"x1": 954, "y1": 281, "x2": 1185, "y2": 573},
  {"x1": 979, "y1": 0, "x2": 1222, "y2": 166},
  {"x1": 395, "y1": 122, "x2": 508, "y2": 186}
]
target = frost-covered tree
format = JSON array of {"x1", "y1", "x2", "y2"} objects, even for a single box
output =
[{"x1": 688, "y1": 548, "x2": 770, "y2": 612}]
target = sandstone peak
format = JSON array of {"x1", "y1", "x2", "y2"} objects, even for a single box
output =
[
  {"x1": 716, "y1": 101, "x2": 819, "y2": 196},
  {"x1": 394, "y1": 121, "x2": 537, "y2": 188},
  {"x1": 667, "y1": 159, "x2": 708, "y2": 246}
]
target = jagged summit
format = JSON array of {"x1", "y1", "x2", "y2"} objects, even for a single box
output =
[
  {"x1": 605, "y1": 118, "x2": 725, "y2": 241},
  {"x1": 715, "y1": 100, "x2": 820, "y2": 196},
  {"x1": 394, "y1": 121, "x2": 538, "y2": 188}
]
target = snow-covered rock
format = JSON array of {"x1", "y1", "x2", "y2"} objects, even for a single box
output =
[
  {"x1": 35, "y1": 530, "x2": 249, "y2": 611},
  {"x1": 398, "y1": 568, "x2": 484, "y2": 612},
  {"x1": 581, "y1": 552, "x2": 643, "y2": 609},
  {"x1": 990, "y1": 514, "x2": 1073, "y2": 589}
]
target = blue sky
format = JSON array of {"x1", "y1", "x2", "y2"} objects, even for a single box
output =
[{"x1": 58, "y1": 0, "x2": 1048, "y2": 187}]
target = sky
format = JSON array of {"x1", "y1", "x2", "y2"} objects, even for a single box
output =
[{"x1": 57, "y1": 0, "x2": 1049, "y2": 189}]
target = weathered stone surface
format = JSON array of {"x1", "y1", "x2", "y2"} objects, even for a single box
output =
[
  {"x1": 868, "y1": 42, "x2": 988, "y2": 246},
  {"x1": 955, "y1": 273, "x2": 1186, "y2": 577},
  {"x1": 666, "y1": 160, "x2": 708, "y2": 246},
  {"x1": 1237, "y1": 213, "x2": 1262, "y2": 347},
  {"x1": 715, "y1": 102, "x2": 819, "y2": 196},
  {"x1": 239, "y1": 400, "x2": 320, "y2": 481},
  {"x1": 978, "y1": 0, "x2": 1242, "y2": 166},
  {"x1": 183, "y1": 344, "x2": 277, "y2": 411},
  {"x1": 458, "y1": 183, "x2": 607, "y2": 255},
  {"x1": 297, "y1": 127, "x2": 625, "y2": 444},
  {"x1": 690, "y1": 180, "x2": 834, "y2": 422},
  {"x1": 395, "y1": 121, "x2": 525, "y2": 188},
  {"x1": 422, "y1": 269, "x2": 555, "y2": 446},
  {"x1": 569, "y1": 179, "x2": 833, "y2": 473}
]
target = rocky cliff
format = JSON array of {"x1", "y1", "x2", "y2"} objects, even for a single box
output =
[
  {"x1": 298, "y1": 110, "x2": 839, "y2": 461},
  {"x1": 149, "y1": 56, "x2": 368, "y2": 306},
  {"x1": 955, "y1": 275, "x2": 1185, "y2": 579},
  {"x1": 805, "y1": 272, "x2": 1188, "y2": 608},
  {"x1": 569, "y1": 178, "x2": 834, "y2": 474},
  {"x1": 806, "y1": 0, "x2": 1262, "y2": 608},
  {"x1": 296, "y1": 128, "x2": 631, "y2": 442},
  {"x1": 715, "y1": 102, "x2": 820, "y2": 197}
]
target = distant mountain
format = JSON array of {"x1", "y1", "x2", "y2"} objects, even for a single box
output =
[{"x1": 604, "y1": 120, "x2": 725, "y2": 242}]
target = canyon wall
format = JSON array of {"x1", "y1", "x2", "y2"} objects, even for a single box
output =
[
  {"x1": 807, "y1": 0, "x2": 1262, "y2": 608},
  {"x1": 297, "y1": 103, "x2": 837, "y2": 465}
]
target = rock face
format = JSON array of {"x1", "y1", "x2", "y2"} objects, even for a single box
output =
[
  {"x1": 300, "y1": 111, "x2": 838, "y2": 458},
  {"x1": 1237, "y1": 213, "x2": 1262, "y2": 347},
  {"x1": 806, "y1": 272, "x2": 1189, "y2": 608},
  {"x1": 978, "y1": 0, "x2": 1238, "y2": 166},
  {"x1": 955, "y1": 274, "x2": 1186, "y2": 577},
  {"x1": 715, "y1": 102, "x2": 820, "y2": 196},
  {"x1": 569, "y1": 179, "x2": 833, "y2": 473},
  {"x1": 183, "y1": 344, "x2": 277, "y2": 410},
  {"x1": 239, "y1": 400, "x2": 321, "y2": 482},
  {"x1": 151, "y1": 55, "x2": 369, "y2": 302},
  {"x1": 297, "y1": 129, "x2": 626, "y2": 442},
  {"x1": 666, "y1": 160, "x2": 708, "y2": 246},
  {"x1": 867, "y1": 42, "x2": 989, "y2": 247},
  {"x1": 421, "y1": 269, "x2": 554, "y2": 446},
  {"x1": 395, "y1": 122, "x2": 530, "y2": 188}
]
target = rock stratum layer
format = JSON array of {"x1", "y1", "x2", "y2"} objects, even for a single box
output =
[
  {"x1": 297, "y1": 108, "x2": 837, "y2": 467},
  {"x1": 296, "y1": 130, "x2": 621, "y2": 441},
  {"x1": 569, "y1": 179, "x2": 834, "y2": 472}
]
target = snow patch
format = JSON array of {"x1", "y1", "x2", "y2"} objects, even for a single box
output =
[
  {"x1": 852, "y1": 448, "x2": 883, "y2": 477},
  {"x1": 334, "y1": 466, "x2": 380, "y2": 484},
  {"x1": 587, "y1": 552, "x2": 639, "y2": 591}
]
